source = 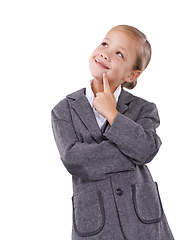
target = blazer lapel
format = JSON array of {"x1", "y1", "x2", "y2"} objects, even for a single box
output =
[
  {"x1": 99, "y1": 89, "x2": 134, "y2": 134},
  {"x1": 117, "y1": 89, "x2": 134, "y2": 114},
  {"x1": 66, "y1": 88, "x2": 134, "y2": 143},
  {"x1": 67, "y1": 88, "x2": 103, "y2": 143}
]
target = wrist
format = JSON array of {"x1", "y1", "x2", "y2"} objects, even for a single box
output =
[{"x1": 107, "y1": 109, "x2": 118, "y2": 126}]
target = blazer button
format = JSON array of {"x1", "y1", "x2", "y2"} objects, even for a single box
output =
[{"x1": 116, "y1": 188, "x2": 123, "y2": 196}]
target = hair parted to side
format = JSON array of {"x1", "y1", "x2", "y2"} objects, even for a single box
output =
[{"x1": 108, "y1": 25, "x2": 152, "y2": 90}]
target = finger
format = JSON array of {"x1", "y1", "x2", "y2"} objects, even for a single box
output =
[
  {"x1": 103, "y1": 72, "x2": 111, "y2": 93},
  {"x1": 112, "y1": 94, "x2": 116, "y2": 101},
  {"x1": 96, "y1": 92, "x2": 101, "y2": 97}
]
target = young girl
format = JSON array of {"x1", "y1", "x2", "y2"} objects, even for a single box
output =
[{"x1": 51, "y1": 25, "x2": 174, "y2": 240}]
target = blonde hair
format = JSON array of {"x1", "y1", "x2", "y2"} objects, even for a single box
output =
[{"x1": 108, "y1": 25, "x2": 152, "y2": 89}]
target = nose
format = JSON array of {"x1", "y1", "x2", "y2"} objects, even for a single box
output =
[{"x1": 100, "y1": 53, "x2": 110, "y2": 61}]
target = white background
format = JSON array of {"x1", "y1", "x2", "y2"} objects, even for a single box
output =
[{"x1": 0, "y1": 0, "x2": 189, "y2": 239}]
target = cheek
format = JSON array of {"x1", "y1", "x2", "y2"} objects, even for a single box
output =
[
  {"x1": 121, "y1": 61, "x2": 134, "y2": 74},
  {"x1": 88, "y1": 55, "x2": 102, "y2": 80},
  {"x1": 110, "y1": 64, "x2": 131, "y2": 82},
  {"x1": 90, "y1": 48, "x2": 99, "y2": 57},
  {"x1": 89, "y1": 54, "x2": 93, "y2": 65},
  {"x1": 112, "y1": 61, "x2": 125, "y2": 75},
  {"x1": 89, "y1": 49, "x2": 98, "y2": 66},
  {"x1": 89, "y1": 51, "x2": 95, "y2": 68}
]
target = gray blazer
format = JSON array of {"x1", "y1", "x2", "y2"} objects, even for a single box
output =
[{"x1": 51, "y1": 88, "x2": 174, "y2": 240}]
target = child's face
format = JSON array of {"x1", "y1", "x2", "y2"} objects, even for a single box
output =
[{"x1": 89, "y1": 30, "x2": 140, "y2": 88}]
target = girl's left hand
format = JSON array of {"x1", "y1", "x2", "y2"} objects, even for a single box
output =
[{"x1": 93, "y1": 73, "x2": 118, "y2": 126}]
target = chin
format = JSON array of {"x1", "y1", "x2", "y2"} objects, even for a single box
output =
[
  {"x1": 89, "y1": 67, "x2": 103, "y2": 81},
  {"x1": 91, "y1": 73, "x2": 104, "y2": 83}
]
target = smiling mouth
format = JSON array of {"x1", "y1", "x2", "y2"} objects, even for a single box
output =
[{"x1": 95, "y1": 59, "x2": 109, "y2": 69}]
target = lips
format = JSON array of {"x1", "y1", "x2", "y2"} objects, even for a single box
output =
[{"x1": 95, "y1": 59, "x2": 109, "y2": 69}]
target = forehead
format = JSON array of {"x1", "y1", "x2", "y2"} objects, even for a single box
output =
[{"x1": 104, "y1": 30, "x2": 137, "y2": 52}]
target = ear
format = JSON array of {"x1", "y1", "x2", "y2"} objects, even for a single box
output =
[{"x1": 124, "y1": 70, "x2": 141, "y2": 83}]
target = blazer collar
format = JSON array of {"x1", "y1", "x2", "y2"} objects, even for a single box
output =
[
  {"x1": 67, "y1": 88, "x2": 103, "y2": 143},
  {"x1": 66, "y1": 88, "x2": 134, "y2": 143},
  {"x1": 117, "y1": 88, "x2": 134, "y2": 113}
]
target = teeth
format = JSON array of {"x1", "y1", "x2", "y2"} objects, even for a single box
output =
[
  {"x1": 95, "y1": 59, "x2": 101, "y2": 63},
  {"x1": 95, "y1": 58, "x2": 109, "y2": 69}
]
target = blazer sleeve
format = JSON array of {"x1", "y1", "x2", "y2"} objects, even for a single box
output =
[
  {"x1": 103, "y1": 102, "x2": 162, "y2": 165},
  {"x1": 51, "y1": 109, "x2": 135, "y2": 181}
]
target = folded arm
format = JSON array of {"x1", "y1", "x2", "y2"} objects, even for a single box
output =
[
  {"x1": 51, "y1": 109, "x2": 136, "y2": 181},
  {"x1": 103, "y1": 102, "x2": 162, "y2": 165},
  {"x1": 51, "y1": 100, "x2": 161, "y2": 181}
]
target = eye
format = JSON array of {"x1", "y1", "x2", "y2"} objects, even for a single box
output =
[
  {"x1": 101, "y1": 42, "x2": 108, "y2": 47},
  {"x1": 116, "y1": 51, "x2": 124, "y2": 58}
]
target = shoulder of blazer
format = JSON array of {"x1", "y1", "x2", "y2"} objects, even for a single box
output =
[
  {"x1": 52, "y1": 88, "x2": 156, "y2": 119},
  {"x1": 51, "y1": 88, "x2": 85, "y2": 119},
  {"x1": 65, "y1": 87, "x2": 152, "y2": 107},
  {"x1": 118, "y1": 89, "x2": 154, "y2": 109},
  {"x1": 66, "y1": 88, "x2": 86, "y2": 100}
]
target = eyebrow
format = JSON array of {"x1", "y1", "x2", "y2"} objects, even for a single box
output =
[{"x1": 104, "y1": 37, "x2": 126, "y2": 53}]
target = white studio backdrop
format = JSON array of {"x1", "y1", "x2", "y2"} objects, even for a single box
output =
[{"x1": 0, "y1": 0, "x2": 189, "y2": 239}]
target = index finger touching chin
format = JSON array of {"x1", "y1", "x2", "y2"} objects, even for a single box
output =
[{"x1": 103, "y1": 72, "x2": 111, "y2": 93}]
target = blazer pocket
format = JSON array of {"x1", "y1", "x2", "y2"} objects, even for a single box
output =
[
  {"x1": 131, "y1": 182, "x2": 164, "y2": 224},
  {"x1": 72, "y1": 191, "x2": 105, "y2": 237}
]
